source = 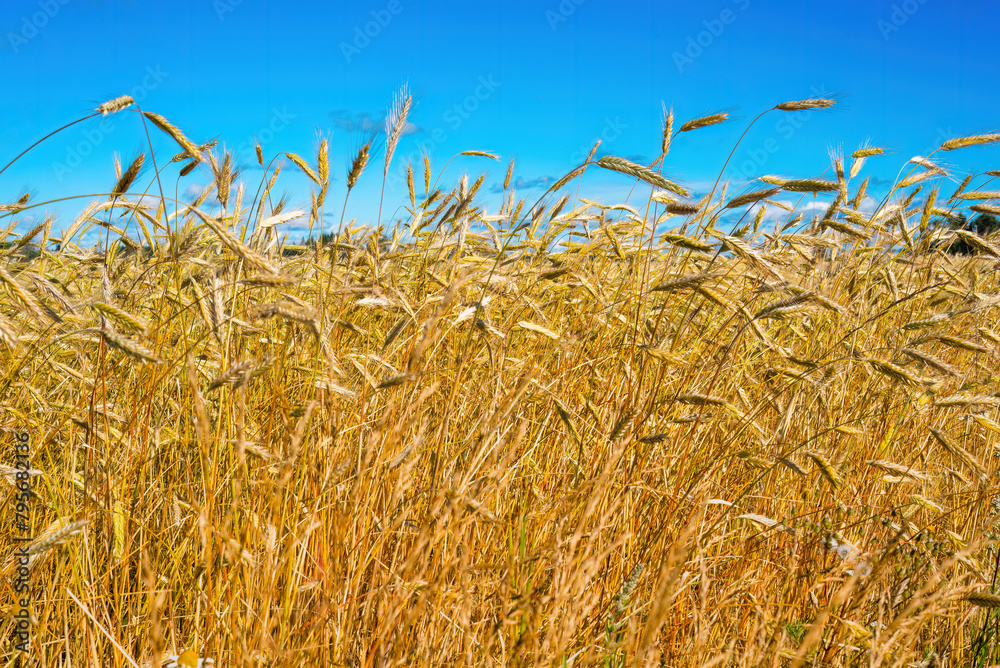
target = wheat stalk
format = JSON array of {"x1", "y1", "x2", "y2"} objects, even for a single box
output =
[
  {"x1": 965, "y1": 591, "x2": 1000, "y2": 608},
  {"x1": 939, "y1": 134, "x2": 1000, "y2": 151},
  {"x1": 143, "y1": 112, "x2": 201, "y2": 159},
  {"x1": 596, "y1": 156, "x2": 689, "y2": 197},
  {"x1": 781, "y1": 179, "x2": 839, "y2": 193},
  {"x1": 98, "y1": 95, "x2": 134, "y2": 116},
  {"x1": 775, "y1": 98, "x2": 836, "y2": 111},
  {"x1": 679, "y1": 112, "x2": 730, "y2": 132},
  {"x1": 100, "y1": 328, "x2": 162, "y2": 364}
]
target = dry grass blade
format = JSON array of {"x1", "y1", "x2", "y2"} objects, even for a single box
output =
[
  {"x1": 459, "y1": 150, "x2": 499, "y2": 160},
  {"x1": 957, "y1": 190, "x2": 1000, "y2": 201},
  {"x1": 284, "y1": 151, "x2": 320, "y2": 186},
  {"x1": 775, "y1": 98, "x2": 837, "y2": 111},
  {"x1": 899, "y1": 168, "x2": 944, "y2": 188},
  {"x1": 725, "y1": 188, "x2": 780, "y2": 208},
  {"x1": 662, "y1": 202, "x2": 701, "y2": 215},
  {"x1": 0, "y1": 265, "x2": 49, "y2": 322},
  {"x1": 935, "y1": 335, "x2": 990, "y2": 354},
  {"x1": 596, "y1": 156, "x2": 689, "y2": 197},
  {"x1": 933, "y1": 394, "x2": 1000, "y2": 409},
  {"x1": 781, "y1": 179, "x2": 839, "y2": 193},
  {"x1": 868, "y1": 359, "x2": 930, "y2": 386},
  {"x1": 517, "y1": 321, "x2": 559, "y2": 340},
  {"x1": 929, "y1": 428, "x2": 986, "y2": 478},
  {"x1": 677, "y1": 393, "x2": 732, "y2": 408},
  {"x1": 661, "y1": 103, "x2": 673, "y2": 156},
  {"x1": 753, "y1": 291, "x2": 816, "y2": 319},
  {"x1": 0, "y1": 314, "x2": 19, "y2": 347},
  {"x1": 188, "y1": 206, "x2": 276, "y2": 275},
  {"x1": 736, "y1": 513, "x2": 792, "y2": 534},
  {"x1": 952, "y1": 230, "x2": 1000, "y2": 257},
  {"x1": 314, "y1": 380, "x2": 358, "y2": 399},
  {"x1": 900, "y1": 348, "x2": 957, "y2": 376},
  {"x1": 650, "y1": 272, "x2": 723, "y2": 293},
  {"x1": 661, "y1": 233, "x2": 713, "y2": 251},
  {"x1": 852, "y1": 147, "x2": 885, "y2": 158},
  {"x1": 112, "y1": 153, "x2": 144, "y2": 197},
  {"x1": 143, "y1": 112, "x2": 201, "y2": 159},
  {"x1": 804, "y1": 451, "x2": 842, "y2": 487},
  {"x1": 910, "y1": 493, "x2": 945, "y2": 514},
  {"x1": 347, "y1": 142, "x2": 372, "y2": 189},
  {"x1": 939, "y1": 134, "x2": 1000, "y2": 151},
  {"x1": 89, "y1": 303, "x2": 147, "y2": 333},
  {"x1": 679, "y1": 112, "x2": 730, "y2": 132},
  {"x1": 241, "y1": 273, "x2": 300, "y2": 286},
  {"x1": 98, "y1": 95, "x2": 135, "y2": 115},
  {"x1": 253, "y1": 301, "x2": 318, "y2": 326},
  {"x1": 549, "y1": 165, "x2": 588, "y2": 193},
  {"x1": 22, "y1": 518, "x2": 89, "y2": 560},
  {"x1": 965, "y1": 591, "x2": 1000, "y2": 608},
  {"x1": 206, "y1": 358, "x2": 270, "y2": 392},
  {"x1": 385, "y1": 84, "x2": 412, "y2": 176},
  {"x1": 259, "y1": 210, "x2": 305, "y2": 230},
  {"x1": 710, "y1": 232, "x2": 781, "y2": 280},
  {"x1": 822, "y1": 220, "x2": 871, "y2": 240},
  {"x1": 865, "y1": 459, "x2": 929, "y2": 481},
  {"x1": 971, "y1": 414, "x2": 1000, "y2": 434},
  {"x1": 101, "y1": 329, "x2": 162, "y2": 364},
  {"x1": 776, "y1": 234, "x2": 840, "y2": 249},
  {"x1": 378, "y1": 372, "x2": 416, "y2": 389},
  {"x1": 6, "y1": 219, "x2": 48, "y2": 256}
]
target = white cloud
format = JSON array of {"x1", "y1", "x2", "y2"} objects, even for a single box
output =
[
  {"x1": 183, "y1": 182, "x2": 208, "y2": 201},
  {"x1": 798, "y1": 200, "x2": 831, "y2": 213},
  {"x1": 857, "y1": 195, "x2": 879, "y2": 215}
]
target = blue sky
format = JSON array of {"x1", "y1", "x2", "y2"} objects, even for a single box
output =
[{"x1": 2, "y1": 0, "x2": 999, "y2": 242}]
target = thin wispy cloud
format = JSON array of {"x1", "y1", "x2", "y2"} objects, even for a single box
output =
[
  {"x1": 183, "y1": 182, "x2": 208, "y2": 201},
  {"x1": 798, "y1": 200, "x2": 832, "y2": 213},
  {"x1": 866, "y1": 175, "x2": 894, "y2": 188},
  {"x1": 489, "y1": 175, "x2": 555, "y2": 193},
  {"x1": 328, "y1": 108, "x2": 420, "y2": 136}
]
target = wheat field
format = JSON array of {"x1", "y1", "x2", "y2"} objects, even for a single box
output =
[{"x1": 2, "y1": 92, "x2": 1000, "y2": 667}]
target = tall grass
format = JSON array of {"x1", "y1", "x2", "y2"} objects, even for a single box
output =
[{"x1": 2, "y1": 92, "x2": 1000, "y2": 666}]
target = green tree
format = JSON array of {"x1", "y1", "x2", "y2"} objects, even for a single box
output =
[{"x1": 942, "y1": 212, "x2": 1000, "y2": 254}]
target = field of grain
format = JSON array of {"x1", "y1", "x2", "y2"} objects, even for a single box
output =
[{"x1": 3, "y1": 93, "x2": 1000, "y2": 667}]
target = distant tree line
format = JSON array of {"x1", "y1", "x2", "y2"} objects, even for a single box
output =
[{"x1": 940, "y1": 211, "x2": 1000, "y2": 254}]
